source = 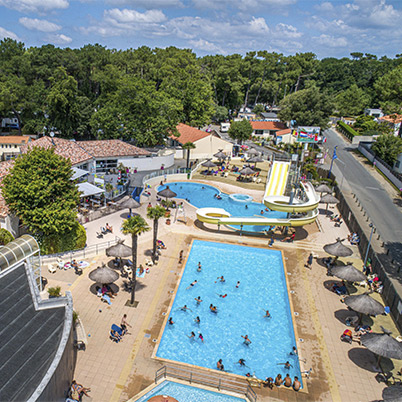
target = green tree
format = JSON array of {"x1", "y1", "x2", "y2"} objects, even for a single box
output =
[
  {"x1": 375, "y1": 66, "x2": 402, "y2": 113},
  {"x1": 353, "y1": 115, "x2": 392, "y2": 135},
  {"x1": 278, "y1": 85, "x2": 334, "y2": 130},
  {"x1": 121, "y1": 215, "x2": 150, "y2": 305},
  {"x1": 335, "y1": 84, "x2": 371, "y2": 116},
  {"x1": 371, "y1": 134, "x2": 402, "y2": 166},
  {"x1": 2, "y1": 147, "x2": 80, "y2": 251},
  {"x1": 228, "y1": 119, "x2": 253, "y2": 144},
  {"x1": 0, "y1": 228, "x2": 14, "y2": 245},
  {"x1": 212, "y1": 105, "x2": 228, "y2": 122},
  {"x1": 253, "y1": 104, "x2": 265, "y2": 116},
  {"x1": 182, "y1": 142, "x2": 196, "y2": 169},
  {"x1": 147, "y1": 205, "x2": 166, "y2": 263}
]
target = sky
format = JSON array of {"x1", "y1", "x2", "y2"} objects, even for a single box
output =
[{"x1": 0, "y1": 0, "x2": 401, "y2": 59}]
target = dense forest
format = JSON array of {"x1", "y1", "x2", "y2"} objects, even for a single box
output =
[{"x1": 0, "y1": 38, "x2": 401, "y2": 145}]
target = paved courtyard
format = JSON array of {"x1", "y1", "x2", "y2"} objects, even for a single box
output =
[{"x1": 44, "y1": 180, "x2": 400, "y2": 402}]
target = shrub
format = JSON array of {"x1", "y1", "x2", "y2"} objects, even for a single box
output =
[
  {"x1": 337, "y1": 121, "x2": 358, "y2": 139},
  {"x1": 41, "y1": 223, "x2": 87, "y2": 254},
  {"x1": 48, "y1": 286, "x2": 61, "y2": 297},
  {"x1": 0, "y1": 228, "x2": 14, "y2": 245}
]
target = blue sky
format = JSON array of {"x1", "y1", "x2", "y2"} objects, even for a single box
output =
[{"x1": 0, "y1": 0, "x2": 401, "y2": 58}]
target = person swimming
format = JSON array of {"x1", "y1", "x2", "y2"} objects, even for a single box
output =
[
  {"x1": 290, "y1": 346, "x2": 298, "y2": 355},
  {"x1": 209, "y1": 304, "x2": 218, "y2": 313},
  {"x1": 217, "y1": 359, "x2": 223, "y2": 370},
  {"x1": 215, "y1": 276, "x2": 225, "y2": 283},
  {"x1": 168, "y1": 317, "x2": 174, "y2": 325},
  {"x1": 195, "y1": 296, "x2": 203, "y2": 304},
  {"x1": 186, "y1": 280, "x2": 198, "y2": 289},
  {"x1": 264, "y1": 310, "x2": 271, "y2": 318},
  {"x1": 179, "y1": 305, "x2": 192, "y2": 311},
  {"x1": 219, "y1": 294, "x2": 228, "y2": 298},
  {"x1": 197, "y1": 262, "x2": 202, "y2": 272},
  {"x1": 236, "y1": 281, "x2": 240, "y2": 288},
  {"x1": 188, "y1": 331, "x2": 195, "y2": 339},
  {"x1": 198, "y1": 333, "x2": 204, "y2": 342},
  {"x1": 194, "y1": 316, "x2": 200, "y2": 324},
  {"x1": 242, "y1": 335, "x2": 251, "y2": 345},
  {"x1": 238, "y1": 358, "x2": 246, "y2": 366}
]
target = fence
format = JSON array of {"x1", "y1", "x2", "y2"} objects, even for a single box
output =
[
  {"x1": 358, "y1": 142, "x2": 402, "y2": 190},
  {"x1": 155, "y1": 365, "x2": 257, "y2": 402},
  {"x1": 41, "y1": 238, "x2": 120, "y2": 263}
]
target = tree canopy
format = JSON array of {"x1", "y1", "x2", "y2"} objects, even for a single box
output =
[
  {"x1": 2, "y1": 147, "x2": 81, "y2": 252},
  {"x1": 372, "y1": 134, "x2": 402, "y2": 166},
  {"x1": 228, "y1": 119, "x2": 253, "y2": 144}
]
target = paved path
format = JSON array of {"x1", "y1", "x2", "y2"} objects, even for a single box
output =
[{"x1": 324, "y1": 128, "x2": 402, "y2": 264}]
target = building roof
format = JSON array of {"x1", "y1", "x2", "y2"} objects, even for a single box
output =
[
  {"x1": 0, "y1": 136, "x2": 32, "y2": 145},
  {"x1": 251, "y1": 121, "x2": 286, "y2": 131},
  {"x1": 275, "y1": 128, "x2": 292, "y2": 137},
  {"x1": 21, "y1": 136, "x2": 150, "y2": 166},
  {"x1": 170, "y1": 123, "x2": 211, "y2": 145},
  {"x1": 78, "y1": 182, "x2": 105, "y2": 198},
  {"x1": 260, "y1": 112, "x2": 278, "y2": 119},
  {"x1": 0, "y1": 263, "x2": 66, "y2": 401},
  {"x1": 379, "y1": 114, "x2": 402, "y2": 124},
  {"x1": 79, "y1": 139, "x2": 149, "y2": 159}
]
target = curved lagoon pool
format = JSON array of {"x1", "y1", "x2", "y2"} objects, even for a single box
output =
[{"x1": 157, "y1": 182, "x2": 286, "y2": 232}]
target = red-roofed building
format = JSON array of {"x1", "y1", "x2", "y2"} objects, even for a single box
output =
[
  {"x1": 169, "y1": 123, "x2": 232, "y2": 159},
  {"x1": 251, "y1": 121, "x2": 287, "y2": 139},
  {"x1": 0, "y1": 136, "x2": 32, "y2": 161},
  {"x1": 378, "y1": 114, "x2": 402, "y2": 137},
  {"x1": 274, "y1": 128, "x2": 296, "y2": 145}
]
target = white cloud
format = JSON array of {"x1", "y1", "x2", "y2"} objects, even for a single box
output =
[
  {"x1": 105, "y1": 0, "x2": 184, "y2": 7},
  {"x1": 314, "y1": 34, "x2": 348, "y2": 48},
  {"x1": 314, "y1": 2, "x2": 334, "y2": 13},
  {"x1": 192, "y1": 0, "x2": 296, "y2": 10},
  {"x1": 47, "y1": 33, "x2": 72, "y2": 44},
  {"x1": 273, "y1": 23, "x2": 302, "y2": 39},
  {"x1": 0, "y1": 0, "x2": 69, "y2": 13},
  {"x1": 249, "y1": 17, "x2": 269, "y2": 35},
  {"x1": 19, "y1": 17, "x2": 61, "y2": 32},
  {"x1": 0, "y1": 26, "x2": 19, "y2": 40},
  {"x1": 104, "y1": 8, "x2": 167, "y2": 24},
  {"x1": 188, "y1": 39, "x2": 225, "y2": 54}
]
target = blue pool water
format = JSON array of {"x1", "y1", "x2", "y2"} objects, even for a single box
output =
[
  {"x1": 158, "y1": 182, "x2": 286, "y2": 232},
  {"x1": 156, "y1": 240, "x2": 302, "y2": 384},
  {"x1": 135, "y1": 381, "x2": 246, "y2": 402}
]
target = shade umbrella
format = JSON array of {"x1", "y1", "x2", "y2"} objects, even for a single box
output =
[
  {"x1": 344, "y1": 293, "x2": 385, "y2": 316},
  {"x1": 315, "y1": 184, "x2": 333, "y2": 193},
  {"x1": 320, "y1": 193, "x2": 339, "y2": 214},
  {"x1": 89, "y1": 263, "x2": 119, "y2": 283},
  {"x1": 119, "y1": 197, "x2": 140, "y2": 216},
  {"x1": 324, "y1": 238, "x2": 353, "y2": 258},
  {"x1": 202, "y1": 160, "x2": 217, "y2": 168},
  {"x1": 247, "y1": 148, "x2": 259, "y2": 156},
  {"x1": 157, "y1": 186, "x2": 177, "y2": 199},
  {"x1": 383, "y1": 384, "x2": 402, "y2": 402},
  {"x1": 361, "y1": 327, "x2": 402, "y2": 368},
  {"x1": 330, "y1": 264, "x2": 366, "y2": 282},
  {"x1": 213, "y1": 150, "x2": 227, "y2": 160},
  {"x1": 247, "y1": 155, "x2": 264, "y2": 169},
  {"x1": 240, "y1": 167, "x2": 255, "y2": 175},
  {"x1": 106, "y1": 240, "x2": 132, "y2": 258}
]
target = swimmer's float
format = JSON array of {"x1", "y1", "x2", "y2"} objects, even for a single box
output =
[{"x1": 196, "y1": 161, "x2": 319, "y2": 228}]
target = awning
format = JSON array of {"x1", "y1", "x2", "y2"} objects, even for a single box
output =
[
  {"x1": 71, "y1": 167, "x2": 89, "y2": 181},
  {"x1": 77, "y1": 182, "x2": 105, "y2": 198}
]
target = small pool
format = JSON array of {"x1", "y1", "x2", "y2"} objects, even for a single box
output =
[
  {"x1": 156, "y1": 240, "x2": 302, "y2": 384},
  {"x1": 134, "y1": 380, "x2": 246, "y2": 402},
  {"x1": 158, "y1": 182, "x2": 286, "y2": 232}
]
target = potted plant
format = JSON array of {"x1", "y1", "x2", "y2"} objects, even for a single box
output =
[{"x1": 48, "y1": 286, "x2": 62, "y2": 298}]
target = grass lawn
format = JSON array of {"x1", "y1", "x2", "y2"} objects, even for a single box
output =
[{"x1": 191, "y1": 159, "x2": 271, "y2": 191}]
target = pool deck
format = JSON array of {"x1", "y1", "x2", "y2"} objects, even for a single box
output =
[{"x1": 44, "y1": 179, "x2": 399, "y2": 402}]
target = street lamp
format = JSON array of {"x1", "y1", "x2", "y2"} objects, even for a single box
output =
[{"x1": 363, "y1": 223, "x2": 375, "y2": 267}]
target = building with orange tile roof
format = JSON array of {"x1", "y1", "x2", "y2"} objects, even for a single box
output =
[
  {"x1": 274, "y1": 128, "x2": 296, "y2": 145},
  {"x1": 169, "y1": 123, "x2": 232, "y2": 159},
  {"x1": 378, "y1": 114, "x2": 402, "y2": 137},
  {"x1": 0, "y1": 136, "x2": 32, "y2": 161},
  {"x1": 250, "y1": 121, "x2": 287, "y2": 138}
]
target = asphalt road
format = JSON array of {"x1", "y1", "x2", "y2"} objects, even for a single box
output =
[{"x1": 324, "y1": 128, "x2": 402, "y2": 262}]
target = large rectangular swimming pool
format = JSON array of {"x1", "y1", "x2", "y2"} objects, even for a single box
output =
[{"x1": 156, "y1": 240, "x2": 302, "y2": 384}]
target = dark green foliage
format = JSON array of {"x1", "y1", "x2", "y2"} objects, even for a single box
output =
[
  {"x1": 228, "y1": 119, "x2": 253, "y2": 144},
  {"x1": 0, "y1": 228, "x2": 14, "y2": 245},
  {"x1": 337, "y1": 121, "x2": 358, "y2": 138},
  {"x1": 372, "y1": 134, "x2": 402, "y2": 166}
]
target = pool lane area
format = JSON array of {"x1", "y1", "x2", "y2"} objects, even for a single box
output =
[
  {"x1": 134, "y1": 380, "x2": 246, "y2": 401},
  {"x1": 157, "y1": 182, "x2": 286, "y2": 232},
  {"x1": 155, "y1": 240, "x2": 302, "y2": 384}
]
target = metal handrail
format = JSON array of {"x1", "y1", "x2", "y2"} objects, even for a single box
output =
[{"x1": 154, "y1": 365, "x2": 257, "y2": 402}]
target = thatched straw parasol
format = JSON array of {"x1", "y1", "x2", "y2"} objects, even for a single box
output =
[
  {"x1": 324, "y1": 238, "x2": 353, "y2": 258},
  {"x1": 361, "y1": 327, "x2": 402, "y2": 367},
  {"x1": 240, "y1": 167, "x2": 255, "y2": 175},
  {"x1": 320, "y1": 193, "x2": 339, "y2": 214},
  {"x1": 119, "y1": 197, "x2": 140, "y2": 215},
  {"x1": 315, "y1": 184, "x2": 333, "y2": 193},
  {"x1": 213, "y1": 150, "x2": 227, "y2": 160},
  {"x1": 89, "y1": 263, "x2": 119, "y2": 283},
  {"x1": 157, "y1": 186, "x2": 177, "y2": 199},
  {"x1": 106, "y1": 240, "x2": 132, "y2": 258},
  {"x1": 202, "y1": 160, "x2": 217, "y2": 168},
  {"x1": 330, "y1": 264, "x2": 366, "y2": 282},
  {"x1": 344, "y1": 293, "x2": 385, "y2": 316},
  {"x1": 247, "y1": 155, "x2": 264, "y2": 168},
  {"x1": 383, "y1": 384, "x2": 402, "y2": 402},
  {"x1": 247, "y1": 148, "x2": 259, "y2": 156}
]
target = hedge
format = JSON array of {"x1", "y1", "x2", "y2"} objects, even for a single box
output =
[
  {"x1": 337, "y1": 121, "x2": 358, "y2": 139},
  {"x1": 0, "y1": 228, "x2": 14, "y2": 245}
]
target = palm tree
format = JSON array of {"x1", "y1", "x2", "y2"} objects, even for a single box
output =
[
  {"x1": 121, "y1": 215, "x2": 150, "y2": 305},
  {"x1": 182, "y1": 141, "x2": 196, "y2": 170},
  {"x1": 147, "y1": 205, "x2": 166, "y2": 263}
]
